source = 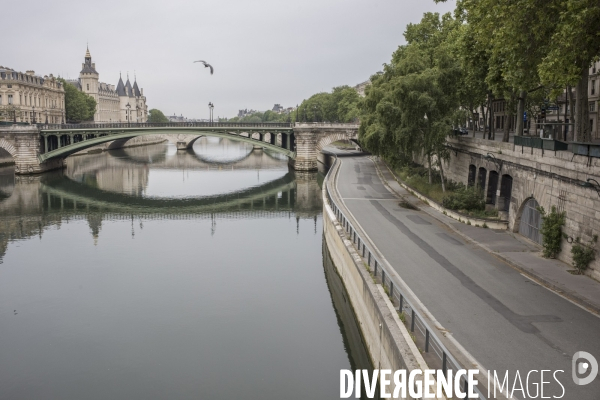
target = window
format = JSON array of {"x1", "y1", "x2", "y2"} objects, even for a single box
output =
[
  {"x1": 592, "y1": 80, "x2": 596, "y2": 96},
  {"x1": 591, "y1": 101, "x2": 596, "y2": 112},
  {"x1": 87, "y1": 84, "x2": 89, "y2": 91},
  {"x1": 0, "y1": 95, "x2": 2, "y2": 105},
  {"x1": 7, "y1": 84, "x2": 11, "y2": 88},
  {"x1": 8, "y1": 94, "x2": 13, "y2": 105}
]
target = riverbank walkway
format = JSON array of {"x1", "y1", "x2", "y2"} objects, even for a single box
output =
[{"x1": 330, "y1": 151, "x2": 600, "y2": 398}]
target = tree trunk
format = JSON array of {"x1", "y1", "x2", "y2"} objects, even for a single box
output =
[
  {"x1": 482, "y1": 104, "x2": 488, "y2": 139},
  {"x1": 488, "y1": 93, "x2": 495, "y2": 140},
  {"x1": 557, "y1": 95, "x2": 563, "y2": 140},
  {"x1": 438, "y1": 156, "x2": 446, "y2": 192},
  {"x1": 503, "y1": 93, "x2": 515, "y2": 142},
  {"x1": 567, "y1": 85, "x2": 575, "y2": 141},
  {"x1": 515, "y1": 90, "x2": 526, "y2": 138},
  {"x1": 427, "y1": 153, "x2": 432, "y2": 184},
  {"x1": 471, "y1": 109, "x2": 478, "y2": 137},
  {"x1": 575, "y1": 67, "x2": 590, "y2": 142}
]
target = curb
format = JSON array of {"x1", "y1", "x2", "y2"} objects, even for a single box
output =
[{"x1": 371, "y1": 158, "x2": 600, "y2": 317}]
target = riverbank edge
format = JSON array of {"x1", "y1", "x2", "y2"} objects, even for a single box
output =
[{"x1": 322, "y1": 159, "x2": 438, "y2": 399}]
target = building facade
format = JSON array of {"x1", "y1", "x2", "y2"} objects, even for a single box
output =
[
  {"x1": 0, "y1": 67, "x2": 65, "y2": 124},
  {"x1": 71, "y1": 47, "x2": 148, "y2": 123}
]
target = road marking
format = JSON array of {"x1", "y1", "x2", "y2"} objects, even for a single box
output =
[{"x1": 519, "y1": 273, "x2": 600, "y2": 319}]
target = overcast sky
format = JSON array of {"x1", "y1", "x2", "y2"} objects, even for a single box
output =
[{"x1": 3, "y1": 0, "x2": 455, "y2": 120}]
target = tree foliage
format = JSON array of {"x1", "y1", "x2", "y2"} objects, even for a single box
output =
[
  {"x1": 359, "y1": 12, "x2": 461, "y2": 187},
  {"x1": 148, "y1": 109, "x2": 169, "y2": 123},
  {"x1": 58, "y1": 78, "x2": 96, "y2": 123},
  {"x1": 296, "y1": 86, "x2": 360, "y2": 123}
]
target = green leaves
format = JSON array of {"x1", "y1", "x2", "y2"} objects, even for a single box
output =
[
  {"x1": 58, "y1": 79, "x2": 96, "y2": 122},
  {"x1": 297, "y1": 86, "x2": 360, "y2": 123},
  {"x1": 148, "y1": 109, "x2": 169, "y2": 123},
  {"x1": 359, "y1": 12, "x2": 460, "y2": 164}
]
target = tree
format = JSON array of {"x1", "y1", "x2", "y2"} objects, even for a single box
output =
[
  {"x1": 359, "y1": 12, "x2": 461, "y2": 189},
  {"x1": 538, "y1": 0, "x2": 600, "y2": 142},
  {"x1": 148, "y1": 109, "x2": 169, "y2": 123},
  {"x1": 443, "y1": 0, "x2": 600, "y2": 141},
  {"x1": 297, "y1": 86, "x2": 360, "y2": 123},
  {"x1": 0, "y1": 105, "x2": 21, "y2": 122},
  {"x1": 58, "y1": 78, "x2": 97, "y2": 122}
]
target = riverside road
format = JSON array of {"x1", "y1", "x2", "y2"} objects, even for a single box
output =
[{"x1": 334, "y1": 155, "x2": 600, "y2": 399}]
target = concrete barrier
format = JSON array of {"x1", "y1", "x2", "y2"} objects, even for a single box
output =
[{"x1": 322, "y1": 163, "x2": 439, "y2": 399}]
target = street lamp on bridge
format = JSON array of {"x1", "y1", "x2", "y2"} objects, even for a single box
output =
[{"x1": 208, "y1": 102, "x2": 214, "y2": 123}]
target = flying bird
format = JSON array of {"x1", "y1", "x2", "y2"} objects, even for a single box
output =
[{"x1": 194, "y1": 60, "x2": 214, "y2": 75}]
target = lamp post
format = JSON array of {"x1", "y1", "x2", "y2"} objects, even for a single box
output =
[
  {"x1": 126, "y1": 103, "x2": 131, "y2": 126},
  {"x1": 484, "y1": 152, "x2": 503, "y2": 172},
  {"x1": 208, "y1": 102, "x2": 214, "y2": 123},
  {"x1": 579, "y1": 178, "x2": 600, "y2": 197},
  {"x1": 32, "y1": 105, "x2": 36, "y2": 124}
]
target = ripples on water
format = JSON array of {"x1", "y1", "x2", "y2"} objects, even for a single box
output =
[{"x1": 0, "y1": 138, "x2": 369, "y2": 400}]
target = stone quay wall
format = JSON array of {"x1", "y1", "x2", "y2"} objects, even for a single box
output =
[
  {"x1": 444, "y1": 136, "x2": 600, "y2": 280},
  {"x1": 322, "y1": 162, "x2": 436, "y2": 399}
]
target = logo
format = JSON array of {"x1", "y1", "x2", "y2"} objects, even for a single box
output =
[{"x1": 572, "y1": 351, "x2": 598, "y2": 386}]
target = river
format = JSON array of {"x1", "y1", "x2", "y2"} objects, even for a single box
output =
[{"x1": 0, "y1": 137, "x2": 370, "y2": 400}]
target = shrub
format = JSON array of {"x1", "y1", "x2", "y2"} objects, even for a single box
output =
[
  {"x1": 442, "y1": 184, "x2": 485, "y2": 211},
  {"x1": 537, "y1": 206, "x2": 566, "y2": 258},
  {"x1": 571, "y1": 235, "x2": 598, "y2": 274}
]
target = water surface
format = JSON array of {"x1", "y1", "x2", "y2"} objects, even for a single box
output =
[{"x1": 0, "y1": 138, "x2": 369, "y2": 399}]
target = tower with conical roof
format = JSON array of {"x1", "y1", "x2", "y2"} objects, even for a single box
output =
[{"x1": 79, "y1": 46, "x2": 99, "y2": 120}]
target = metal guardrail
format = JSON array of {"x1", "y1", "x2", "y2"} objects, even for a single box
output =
[
  {"x1": 38, "y1": 122, "x2": 293, "y2": 130},
  {"x1": 323, "y1": 157, "x2": 488, "y2": 400}
]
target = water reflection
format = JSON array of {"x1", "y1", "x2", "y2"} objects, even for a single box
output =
[
  {"x1": 66, "y1": 138, "x2": 291, "y2": 198},
  {"x1": 0, "y1": 139, "x2": 368, "y2": 400}
]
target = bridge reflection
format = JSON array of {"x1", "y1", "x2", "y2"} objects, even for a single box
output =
[{"x1": 0, "y1": 141, "x2": 323, "y2": 262}]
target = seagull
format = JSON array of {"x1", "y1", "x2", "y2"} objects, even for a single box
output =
[{"x1": 193, "y1": 60, "x2": 214, "y2": 75}]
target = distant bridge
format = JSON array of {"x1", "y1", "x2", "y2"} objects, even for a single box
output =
[{"x1": 0, "y1": 122, "x2": 359, "y2": 174}]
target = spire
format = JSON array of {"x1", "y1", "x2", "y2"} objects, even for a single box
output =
[
  {"x1": 116, "y1": 74, "x2": 126, "y2": 96},
  {"x1": 133, "y1": 79, "x2": 141, "y2": 97},
  {"x1": 125, "y1": 73, "x2": 134, "y2": 98},
  {"x1": 80, "y1": 44, "x2": 97, "y2": 74}
]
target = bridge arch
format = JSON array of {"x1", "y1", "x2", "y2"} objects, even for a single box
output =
[
  {"x1": 315, "y1": 132, "x2": 356, "y2": 153},
  {"x1": 39, "y1": 128, "x2": 295, "y2": 162},
  {"x1": 0, "y1": 138, "x2": 17, "y2": 161}
]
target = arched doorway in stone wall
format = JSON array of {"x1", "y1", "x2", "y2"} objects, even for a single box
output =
[
  {"x1": 498, "y1": 174, "x2": 513, "y2": 212},
  {"x1": 486, "y1": 171, "x2": 499, "y2": 204},
  {"x1": 467, "y1": 165, "x2": 476, "y2": 187},
  {"x1": 478, "y1": 167, "x2": 487, "y2": 190},
  {"x1": 518, "y1": 198, "x2": 543, "y2": 244}
]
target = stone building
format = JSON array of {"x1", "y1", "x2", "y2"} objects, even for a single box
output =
[
  {"x1": 0, "y1": 66, "x2": 65, "y2": 124},
  {"x1": 70, "y1": 47, "x2": 148, "y2": 123}
]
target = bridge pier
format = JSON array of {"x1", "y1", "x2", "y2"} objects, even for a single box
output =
[
  {"x1": 290, "y1": 124, "x2": 359, "y2": 171},
  {"x1": 0, "y1": 125, "x2": 65, "y2": 175}
]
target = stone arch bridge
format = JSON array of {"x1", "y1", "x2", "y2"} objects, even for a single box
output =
[{"x1": 0, "y1": 122, "x2": 359, "y2": 174}]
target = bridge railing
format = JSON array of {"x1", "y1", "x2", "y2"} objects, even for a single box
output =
[
  {"x1": 323, "y1": 157, "x2": 489, "y2": 400},
  {"x1": 39, "y1": 122, "x2": 293, "y2": 130}
]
